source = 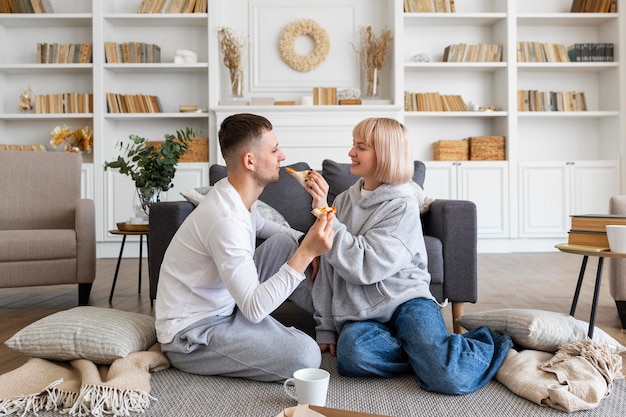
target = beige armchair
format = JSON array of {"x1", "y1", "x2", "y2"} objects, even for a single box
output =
[
  {"x1": 0, "y1": 151, "x2": 96, "y2": 304},
  {"x1": 609, "y1": 196, "x2": 626, "y2": 329}
]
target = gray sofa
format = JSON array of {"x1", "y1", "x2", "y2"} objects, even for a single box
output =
[
  {"x1": 149, "y1": 160, "x2": 477, "y2": 332},
  {"x1": 0, "y1": 151, "x2": 96, "y2": 305}
]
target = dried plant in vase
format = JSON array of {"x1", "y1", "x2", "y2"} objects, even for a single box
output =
[
  {"x1": 218, "y1": 27, "x2": 246, "y2": 97},
  {"x1": 50, "y1": 125, "x2": 93, "y2": 153},
  {"x1": 354, "y1": 26, "x2": 393, "y2": 97}
]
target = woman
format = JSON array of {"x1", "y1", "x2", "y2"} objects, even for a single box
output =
[{"x1": 307, "y1": 117, "x2": 512, "y2": 395}]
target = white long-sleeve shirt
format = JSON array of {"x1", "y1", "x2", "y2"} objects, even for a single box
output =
[{"x1": 155, "y1": 178, "x2": 303, "y2": 344}]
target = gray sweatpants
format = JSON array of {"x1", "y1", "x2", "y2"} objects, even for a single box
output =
[{"x1": 161, "y1": 233, "x2": 320, "y2": 382}]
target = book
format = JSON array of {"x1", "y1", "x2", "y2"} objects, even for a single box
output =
[
  {"x1": 182, "y1": 0, "x2": 197, "y2": 13},
  {"x1": 338, "y1": 98, "x2": 362, "y2": 105},
  {"x1": 570, "y1": 214, "x2": 626, "y2": 232},
  {"x1": 568, "y1": 230, "x2": 609, "y2": 247},
  {"x1": 313, "y1": 87, "x2": 337, "y2": 105},
  {"x1": 179, "y1": 104, "x2": 198, "y2": 112}
]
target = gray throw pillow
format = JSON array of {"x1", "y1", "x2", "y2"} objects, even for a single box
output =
[
  {"x1": 321, "y1": 159, "x2": 434, "y2": 212},
  {"x1": 5, "y1": 306, "x2": 157, "y2": 365},
  {"x1": 210, "y1": 163, "x2": 314, "y2": 233},
  {"x1": 457, "y1": 308, "x2": 626, "y2": 354}
]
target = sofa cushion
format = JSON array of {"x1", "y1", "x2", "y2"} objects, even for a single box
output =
[
  {"x1": 180, "y1": 186, "x2": 289, "y2": 227},
  {"x1": 180, "y1": 186, "x2": 212, "y2": 206},
  {"x1": 210, "y1": 162, "x2": 314, "y2": 233},
  {"x1": 5, "y1": 306, "x2": 157, "y2": 365},
  {"x1": 0, "y1": 229, "x2": 76, "y2": 262},
  {"x1": 321, "y1": 159, "x2": 430, "y2": 210},
  {"x1": 457, "y1": 308, "x2": 626, "y2": 354}
]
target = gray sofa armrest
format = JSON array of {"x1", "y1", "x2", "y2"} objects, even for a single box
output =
[
  {"x1": 423, "y1": 199, "x2": 477, "y2": 303},
  {"x1": 149, "y1": 201, "x2": 195, "y2": 301}
]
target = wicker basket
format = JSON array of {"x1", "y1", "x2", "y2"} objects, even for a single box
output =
[
  {"x1": 146, "y1": 137, "x2": 208, "y2": 162},
  {"x1": 469, "y1": 136, "x2": 505, "y2": 160},
  {"x1": 433, "y1": 139, "x2": 469, "y2": 161}
]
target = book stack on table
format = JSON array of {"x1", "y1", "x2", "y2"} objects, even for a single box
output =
[{"x1": 567, "y1": 214, "x2": 626, "y2": 251}]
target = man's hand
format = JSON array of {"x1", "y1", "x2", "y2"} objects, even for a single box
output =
[
  {"x1": 319, "y1": 343, "x2": 336, "y2": 357},
  {"x1": 287, "y1": 214, "x2": 334, "y2": 274}
]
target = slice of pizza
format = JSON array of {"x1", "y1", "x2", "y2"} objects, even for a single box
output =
[
  {"x1": 311, "y1": 205, "x2": 336, "y2": 219},
  {"x1": 285, "y1": 166, "x2": 309, "y2": 188}
]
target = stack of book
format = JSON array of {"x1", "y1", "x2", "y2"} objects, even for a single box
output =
[
  {"x1": 517, "y1": 42, "x2": 570, "y2": 62},
  {"x1": 106, "y1": 93, "x2": 162, "y2": 113},
  {"x1": 570, "y1": 0, "x2": 616, "y2": 13},
  {"x1": 137, "y1": 0, "x2": 207, "y2": 13},
  {"x1": 313, "y1": 87, "x2": 337, "y2": 106},
  {"x1": 37, "y1": 43, "x2": 93, "y2": 64},
  {"x1": 404, "y1": 0, "x2": 456, "y2": 13},
  {"x1": 34, "y1": 93, "x2": 93, "y2": 114},
  {"x1": 104, "y1": 42, "x2": 161, "y2": 64},
  {"x1": 0, "y1": 0, "x2": 53, "y2": 13},
  {"x1": 517, "y1": 90, "x2": 587, "y2": 112},
  {"x1": 404, "y1": 91, "x2": 467, "y2": 112},
  {"x1": 567, "y1": 214, "x2": 626, "y2": 249},
  {"x1": 567, "y1": 43, "x2": 614, "y2": 62},
  {"x1": 443, "y1": 43, "x2": 503, "y2": 62}
]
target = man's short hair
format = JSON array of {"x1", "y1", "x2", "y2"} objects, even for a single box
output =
[
  {"x1": 352, "y1": 118, "x2": 413, "y2": 185},
  {"x1": 219, "y1": 113, "x2": 273, "y2": 162}
]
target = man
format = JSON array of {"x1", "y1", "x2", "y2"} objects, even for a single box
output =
[{"x1": 155, "y1": 113, "x2": 334, "y2": 382}]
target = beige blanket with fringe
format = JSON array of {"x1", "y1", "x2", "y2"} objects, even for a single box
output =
[
  {"x1": 496, "y1": 339, "x2": 623, "y2": 413},
  {"x1": 0, "y1": 343, "x2": 169, "y2": 417}
]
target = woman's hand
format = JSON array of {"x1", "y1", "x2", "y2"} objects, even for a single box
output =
[
  {"x1": 319, "y1": 343, "x2": 336, "y2": 356},
  {"x1": 306, "y1": 169, "x2": 330, "y2": 209}
]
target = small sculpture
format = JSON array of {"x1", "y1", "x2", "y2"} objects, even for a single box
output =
[
  {"x1": 337, "y1": 88, "x2": 361, "y2": 100},
  {"x1": 18, "y1": 86, "x2": 33, "y2": 112},
  {"x1": 174, "y1": 50, "x2": 197, "y2": 64},
  {"x1": 412, "y1": 53, "x2": 431, "y2": 62}
]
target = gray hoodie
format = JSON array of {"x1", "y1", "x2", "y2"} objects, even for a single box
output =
[{"x1": 312, "y1": 178, "x2": 436, "y2": 345}]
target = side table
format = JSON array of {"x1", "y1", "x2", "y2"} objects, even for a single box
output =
[
  {"x1": 109, "y1": 227, "x2": 149, "y2": 303},
  {"x1": 555, "y1": 243, "x2": 626, "y2": 338}
]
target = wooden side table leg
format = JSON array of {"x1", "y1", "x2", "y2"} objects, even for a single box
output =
[
  {"x1": 570, "y1": 255, "x2": 588, "y2": 316},
  {"x1": 109, "y1": 235, "x2": 127, "y2": 303},
  {"x1": 588, "y1": 257, "x2": 604, "y2": 339}
]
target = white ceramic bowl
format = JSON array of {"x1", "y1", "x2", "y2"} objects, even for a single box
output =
[{"x1": 606, "y1": 225, "x2": 626, "y2": 253}]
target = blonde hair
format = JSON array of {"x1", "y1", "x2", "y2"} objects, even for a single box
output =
[{"x1": 352, "y1": 118, "x2": 413, "y2": 185}]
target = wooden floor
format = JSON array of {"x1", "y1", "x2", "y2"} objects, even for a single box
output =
[{"x1": 1, "y1": 252, "x2": 625, "y2": 375}]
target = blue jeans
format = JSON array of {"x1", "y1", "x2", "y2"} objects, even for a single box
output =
[{"x1": 336, "y1": 298, "x2": 513, "y2": 395}]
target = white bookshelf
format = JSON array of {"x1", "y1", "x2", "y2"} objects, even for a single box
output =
[
  {"x1": 0, "y1": 0, "x2": 623, "y2": 254},
  {"x1": 398, "y1": 0, "x2": 623, "y2": 251}
]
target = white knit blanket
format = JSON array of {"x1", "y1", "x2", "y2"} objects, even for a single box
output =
[
  {"x1": 496, "y1": 339, "x2": 623, "y2": 413},
  {"x1": 0, "y1": 344, "x2": 169, "y2": 417}
]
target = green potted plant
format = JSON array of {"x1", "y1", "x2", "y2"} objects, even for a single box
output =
[{"x1": 104, "y1": 127, "x2": 195, "y2": 218}]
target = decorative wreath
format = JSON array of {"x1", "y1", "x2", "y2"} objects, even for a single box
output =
[{"x1": 279, "y1": 19, "x2": 330, "y2": 72}]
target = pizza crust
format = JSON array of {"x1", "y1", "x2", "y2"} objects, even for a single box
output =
[
  {"x1": 311, "y1": 206, "x2": 336, "y2": 218},
  {"x1": 285, "y1": 167, "x2": 309, "y2": 187}
]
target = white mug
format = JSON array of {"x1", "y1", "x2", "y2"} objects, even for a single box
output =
[{"x1": 283, "y1": 368, "x2": 330, "y2": 406}]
